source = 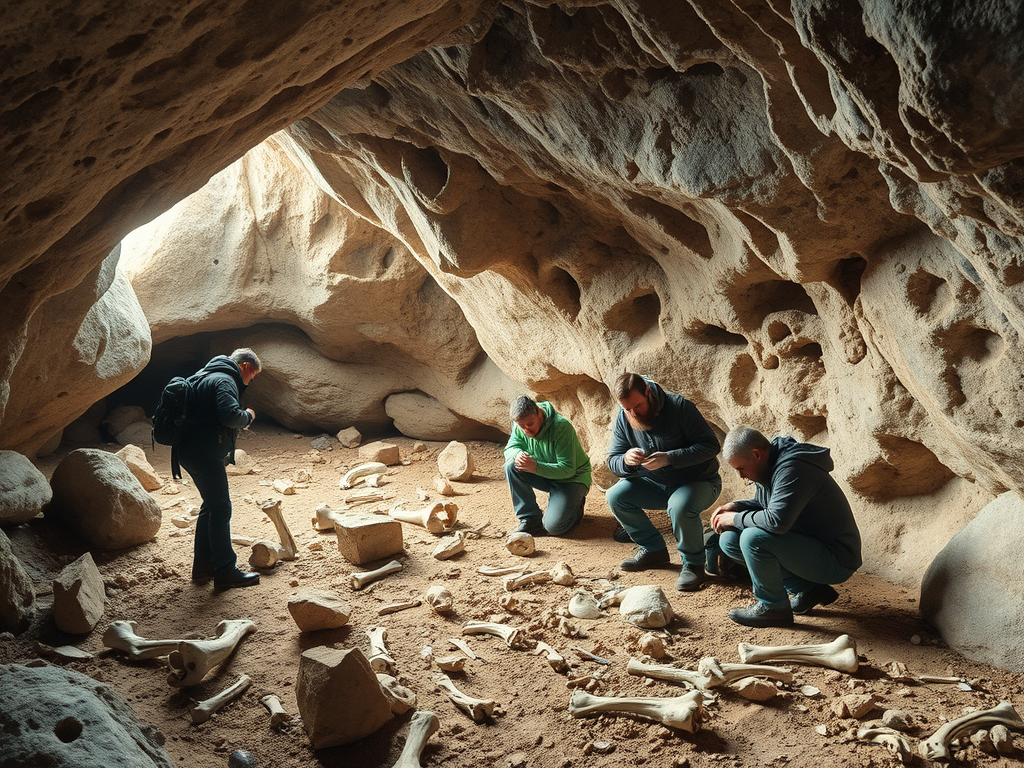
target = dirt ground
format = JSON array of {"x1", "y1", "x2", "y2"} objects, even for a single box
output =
[{"x1": 4, "y1": 423, "x2": 1024, "y2": 768}]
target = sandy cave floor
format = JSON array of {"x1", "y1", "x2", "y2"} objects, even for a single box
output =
[{"x1": 4, "y1": 423, "x2": 1024, "y2": 768}]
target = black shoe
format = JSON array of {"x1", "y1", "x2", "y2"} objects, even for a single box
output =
[
  {"x1": 214, "y1": 568, "x2": 260, "y2": 589},
  {"x1": 612, "y1": 524, "x2": 633, "y2": 544},
  {"x1": 191, "y1": 563, "x2": 215, "y2": 583},
  {"x1": 619, "y1": 546, "x2": 670, "y2": 572},
  {"x1": 790, "y1": 584, "x2": 839, "y2": 615},
  {"x1": 728, "y1": 601, "x2": 794, "y2": 628},
  {"x1": 675, "y1": 562, "x2": 710, "y2": 592},
  {"x1": 515, "y1": 518, "x2": 548, "y2": 537}
]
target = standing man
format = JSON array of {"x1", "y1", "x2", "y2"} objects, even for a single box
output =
[
  {"x1": 606, "y1": 373, "x2": 722, "y2": 591},
  {"x1": 504, "y1": 395, "x2": 592, "y2": 537},
  {"x1": 711, "y1": 426, "x2": 862, "y2": 627},
  {"x1": 178, "y1": 348, "x2": 262, "y2": 589}
]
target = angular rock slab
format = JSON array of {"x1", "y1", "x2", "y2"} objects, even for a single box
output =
[
  {"x1": 618, "y1": 585, "x2": 675, "y2": 629},
  {"x1": 358, "y1": 440, "x2": 400, "y2": 466},
  {"x1": 334, "y1": 511, "x2": 403, "y2": 566},
  {"x1": 288, "y1": 589, "x2": 351, "y2": 632},
  {"x1": 0, "y1": 661, "x2": 173, "y2": 767},
  {"x1": 114, "y1": 444, "x2": 163, "y2": 491},
  {"x1": 53, "y1": 552, "x2": 106, "y2": 634},
  {"x1": 0, "y1": 449, "x2": 52, "y2": 524},
  {"x1": 0, "y1": 526, "x2": 35, "y2": 632}
]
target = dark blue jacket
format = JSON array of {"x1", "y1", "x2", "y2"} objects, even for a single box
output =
[{"x1": 178, "y1": 356, "x2": 252, "y2": 463}]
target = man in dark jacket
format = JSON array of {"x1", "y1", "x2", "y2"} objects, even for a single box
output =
[
  {"x1": 711, "y1": 426, "x2": 863, "y2": 627},
  {"x1": 178, "y1": 348, "x2": 262, "y2": 589},
  {"x1": 606, "y1": 373, "x2": 722, "y2": 591}
]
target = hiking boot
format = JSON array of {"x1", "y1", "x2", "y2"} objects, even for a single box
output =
[
  {"x1": 675, "y1": 562, "x2": 710, "y2": 592},
  {"x1": 619, "y1": 546, "x2": 670, "y2": 572},
  {"x1": 728, "y1": 601, "x2": 794, "y2": 628},
  {"x1": 515, "y1": 518, "x2": 548, "y2": 537},
  {"x1": 612, "y1": 524, "x2": 633, "y2": 543},
  {"x1": 190, "y1": 563, "x2": 215, "y2": 583},
  {"x1": 789, "y1": 584, "x2": 839, "y2": 615},
  {"x1": 214, "y1": 567, "x2": 260, "y2": 589}
]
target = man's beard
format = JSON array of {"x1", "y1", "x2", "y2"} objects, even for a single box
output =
[{"x1": 625, "y1": 392, "x2": 661, "y2": 431}]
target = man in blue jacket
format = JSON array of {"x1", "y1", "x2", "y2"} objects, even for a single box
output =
[
  {"x1": 178, "y1": 348, "x2": 262, "y2": 590},
  {"x1": 711, "y1": 426, "x2": 863, "y2": 627},
  {"x1": 606, "y1": 373, "x2": 722, "y2": 591},
  {"x1": 504, "y1": 396, "x2": 592, "y2": 537}
]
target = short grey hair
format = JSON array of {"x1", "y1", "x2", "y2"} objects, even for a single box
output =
[
  {"x1": 230, "y1": 348, "x2": 262, "y2": 372},
  {"x1": 722, "y1": 426, "x2": 770, "y2": 460},
  {"x1": 510, "y1": 395, "x2": 540, "y2": 422}
]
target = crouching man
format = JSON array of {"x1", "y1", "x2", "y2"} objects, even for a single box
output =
[
  {"x1": 711, "y1": 426, "x2": 862, "y2": 628},
  {"x1": 504, "y1": 396, "x2": 592, "y2": 537}
]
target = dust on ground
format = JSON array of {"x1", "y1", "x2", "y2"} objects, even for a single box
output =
[{"x1": 4, "y1": 423, "x2": 1024, "y2": 768}]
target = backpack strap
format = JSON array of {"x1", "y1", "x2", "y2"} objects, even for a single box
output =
[{"x1": 171, "y1": 445, "x2": 182, "y2": 481}]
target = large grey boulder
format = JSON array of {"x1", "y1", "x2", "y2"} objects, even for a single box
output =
[
  {"x1": 0, "y1": 527, "x2": 35, "y2": 632},
  {"x1": 44, "y1": 449, "x2": 161, "y2": 550},
  {"x1": 385, "y1": 391, "x2": 505, "y2": 442},
  {"x1": 0, "y1": 449, "x2": 52, "y2": 525},
  {"x1": 0, "y1": 661, "x2": 173, "y2": 767},
  {"x1": 920, "y1": 492, "x2": 1024, "y2": 673}
]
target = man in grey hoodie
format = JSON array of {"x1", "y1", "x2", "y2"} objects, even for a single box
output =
[{"x1": 711, "y1": 426, "x2": 862, "y2": 627}]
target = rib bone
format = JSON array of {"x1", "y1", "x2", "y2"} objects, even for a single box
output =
[
  {"x1": 504, "y1": 570, "x2": 552, "y2": 591},
  {"x1": 167, "y1": 619, "x2": 256, "y2": 687},
  {"x1": 568, "y1": 689, "x2": 706, "y2": 733},
  {"x1": 627, "y1": 657, "x2": 793, "y2": 690},
  {"x1": 367, "y1": 626, "x2": 396, "y2": 674},
  {"x1": 390, "y1": 710, "x2": 440, "y2": 768},
  {"x1": 260, "y1": 694, "x2": 292, "y2": 727},
  {"x1": 534, "y1": 641, "x2": 569, "y2": 673},
  {"x1": 340, "y1": 462, "x2": 389, "y2": 490},
  {"x1": 462, "y1": 620, "x2": 521, "y2": 648},
  {"x1": 738, "y1": 634, "x2": 859, "y2": 673},
  {"x1": 434, "y1": 674, "x2": 497, "y2": 722},
  {"x1": 919, "y1": 701, "x2": 1024, "y2": 761},
  {"x1": 857, "y1": 726, "x2": 912, "y2": 763},
  {"x1": 102, "y1": 620, "x2": 184, "y2": 660},
  {"x1": 191, "y1": 673, "x2": 251, "y2": 724},
  {"x1": 351, "y1": 559, "x2": 403, "y2": 590}
]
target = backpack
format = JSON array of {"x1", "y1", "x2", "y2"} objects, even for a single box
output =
[{"x1": 151, "y1": 370, "x2": 210, "y2": 479}]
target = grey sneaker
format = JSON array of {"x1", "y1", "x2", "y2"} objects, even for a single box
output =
[
  {"x1": 619, "y1": 546, "x2": 670, "y2": 572},
  {"x1": 675, "y1": 562, "x2": 710, "y2": 592},
  {"x1": 728, "y1": 601, "x2": 794, "y2": 628}
]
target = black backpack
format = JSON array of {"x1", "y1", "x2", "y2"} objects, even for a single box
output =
[{"x1": 152, "y1": 370, "x2": 210, "y2": 479}]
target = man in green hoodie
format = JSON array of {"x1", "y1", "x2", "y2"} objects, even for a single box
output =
[{"x1": 504, "y1": 396, "x2": 592, "y2": 536}]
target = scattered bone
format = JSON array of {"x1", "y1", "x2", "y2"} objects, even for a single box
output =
[
  {"x1": 638, "y1": 633, "x2": 667, "y2": 659},
  {"x1": 558, "y1": 617, "x2": 580, "y2": 637},
  {"x1": 505, "y1": 532, "x2": 536, "y2": 557},
  {"x1": 191, "y1": 673, "x2": 251, "y2": 724},
  {"x1": 288, "y1": 589, "x2": 351, "y2": 632},
  {"x1": 340, "y1": 462, "x2": 389, "y2": 490},
  {"x1": 990, "y1": 724, "x2": 1015, "y2": 755},
  {"x1": 171, "y1": 514, "x2": 196, "y2": 528},
  {"x1": 312, "y1": 504, "x2": 344, "y2": 531},
  {"x1": 550, "y1": 561, "x2": 575, "y2": 586},
  {"x1": 618, "y1": 585, "x2": 675, "y2": 629},
  {"x1": 432, "y1": 531, "x2": 466, "y2": 560},
  {"x1": 917, "y1": 674, "x2": 964, "y2": 684},
  {"x1": 433, "y1": 476, "x2": 457, "y2": 496},
  {"x1": 271, "y1": 479, "x2": 296, "y2": 495},
  {"x1": 534, "y1": 641, "x2": 569, "y2": 673},
  {"x1": 478, "y1": 565, "x2": 528, "y2": 576},
  {"x1": 424, "y1": 585, "x2": 454, "y2": 615},
  {"x1": 249, "y1": 540, "x2": 291, "y2": 569},
  {"x1": 800, "y1": 685, "x2": 822, "y2": 698},
  {"x1": 504, "y1": 570, "x2": 552, "y2": 592},
  {"x1": 377, "y1": 673, "x2": 417, "y2": 714},
  {"x1": 919, "y1": 701, "x2": 1024, "y2": 761},
  {"x1": 627, "y1": 657, "x2": 793, "y2": 691},
  {"x1": 567, "y1": 674, "x2": 600, "y2": 690},
  {"x1": 568, "y1": 689, "x2": 706, "y2": 733},
  {"x1": 886, "y1": 661, "x2": 911, "y2": 680},
  {"x1": 597, "y1": 585, "x2": 628, "y2": 609},
  {"x1": 572, "y1": 646, "x2": 611, "y2": 665},
  {"x1": 857, "y1": 726, "x2": 912, "y2": 763},
  {"x1": 462, "y1": 620, "x2": 521, "y2": 648},
  {"x1": 351, "y1": 560, "x2": 403, "y2": 590},
  {"x1": 366, "y1": 627, "x2": 396, "y2": 674},
  {"x1": 389, "y1": 500, "x2": 457, "y2": 534},
  {"x1": 167, "y1": 619, "x2": 257, "y2": 687},
  {"x1": 569, "y1": 592, "x2": 602, "y2": 619},
  {"x1": 390, "y1": 710, "x2": 440, "y2": 768},
  {"x1": 260, "y1": 694, "x2": 292, "y2": 727},
  {"x1": 832, "y1": 693, "x2": 878, "y2": 719},
  {"x1": 738, "y1": 634, "x2": 859, "y2": 673},
  {"x1": 379, "y1": 599, "x2": 422, "y2": 616},
  {"x1": 435, "y1": 654, "x2": 467, "y2": 673},
  {"x1": 447, "y1": 637, "x2": 479, "y2": 659},
  {"x1": 363, "y1": 474, "x2": 385, "y2": 487},
  {"x1": 735, "y1": 678, "x2": 778, "y2": 701},
  {"x1": 259, "y1": 499, "x2": 298, "y2": 559},
  {"x1": 344, "y1": 490, "x2": 387, "y2": 506},
  {"x1": 434, "y1": 674, "x2": 496, "y2": 722},
  {"x1": 231, "y1": 535, "x2": 256, "y2": 547},
  {"x1": 102, "y1": 620, "x2": 183, "y2": 660}
]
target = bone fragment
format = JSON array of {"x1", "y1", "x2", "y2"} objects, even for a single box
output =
[
  {"x1": 432, "y1": 530, "x2": 466, "y2": 560},
  {"x1": 550, "y1": 561, "x2": 575, "y2": 586},
  {"x1": 389, "y1": 500, "x2": 446, "y2": 534},
  {"x1": 167, "y1": 619, "x2": 257, "y2": 687},
  {"x1": 231, "y1": 536, "x2": 256, "y2": 547},
  {"x1": 191, "y1": 673, "x2": 252, "y2": 724},
  {"x1": 379, "y1": 599, "x2": 421, "y2": 616},
  {"x1": 462, "y1": 620, "x2": 521, "y2": 648},
  {"x1": 311, "y1": 504, "x2": 344, "y2": 531},
  {"x1": 627, "y1": 657, "x2": 793, "y2": 691},
  {"x1": 447, "y1": 637, "x2": 479, "y2": 659},
  {"x1": 857, "y1": 726, "x2": 912, "y2": 763},
  {"x1": 377, "y1": 672, "x2": 417, "y2": 714},
  {"x1": 504, "y1": 570, "x2": 552, "y2": 592},
  {"x1": 364, "y1": 473, "x2": 384, "y2": 487},
  {"x1": 568, "y1": 689, "x2": 706, "y2": 733},
  {"x1": 390, "y1": 710, "x2": 440, "y2": 768},
  {"x1": 340, "y1": 462, "x2": 389, "y2": 489},
  {"x1": 424, "y1": 585, "x2": 454, "y2": 615},
  {"x1": 990, "y1": 724, "x2": 1014, "y2": 755},
  {"x1": 738, "y1": 634, "x2": 858, "y2": 673},
  {"x1": 919, "y1": 701, "x2": 1024, "y2": 761},
  {"x1": 917, "y1": 674, "x2": 964, "y2": 684},
  {"x1": 351, "y1": 559, "x2": 403, "y2": 590},
  {"x1": 249, "y1": 540, "x2": 291, "y2": 568},
  {"x1": 572, "y1": 646, "x2": 611, "y2": 664},
  {"x1": 171, "y1": 514, "x2": 196, "y2": 528},
  {"x1": 638, "y1": 633, "x2": 667, "y2": 659},
  {"x1": 735, "y1": 677, "x2": 778, "y2": 701},
  {"x1": 259, "y1": 499, "x2": 297, "y2": 559},
  {"x1": 260, "y1": 693, "x2": 292, "y2": 727},
  {"x1": 534, "y1": 641, "x2": 568, "y2": 673},
  {"x1": 366, "y1": 626, "x2": 396, "y2": 674},
  {"x1": 344, "y1": 490, "x2": 388, "y2": 506},
  {"x1": 435, "y1": 654, "x2": 467, "y2": 672},
  {"x1": 434, "y1": 674, "x2": 497, "y2": 722},
  {"x1": 478, "y1": 565, "x2": 527, "y2": 576},
  {"x1": 597, "y1": 585, "x2": 628, "y2": 609},
  {"x1": 568, "y1": 592, "x2": 601, "y2": 619},
  {"x1": 505, "y1": 532, "x2": 535, "y2": 556},
  {"x1": 102, "y1": 620, "x2": 184, "y2": 660},
  {"x1": 433, "y1": 476, "x2": 456, "y2": 496}
]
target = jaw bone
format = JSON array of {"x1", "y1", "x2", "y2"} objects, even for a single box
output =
[
  {"x1": 568, "y1": 689, "x2": 706, "y2": 733},
  {"x1": 627, "y1": 657, "x2": 794, "y2": 691},
  {"x1": 167, "y1": 619, "x2": 256, "y2": 687},
  {"x1": 738, "y1": 634, "x2": 859, "y2": 673},
  {"x1": 191, "y1": 674, "x2": 252, "y2": 724},
  {"x1": 102, "y1": 620, "x2": 184, "y2": 660},
  {"x1": 434, "y1": 674, "x2": 498, "y2": 722},
  {"x1": 390, "y1": 710, "x2": 440, "y2": 768},
  {"x1": 919, "y1": 701, "x2": 1024, "y2": 761}
]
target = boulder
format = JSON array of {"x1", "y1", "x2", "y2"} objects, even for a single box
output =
[
  {"x1": 44, "y1": 449, "x2": 162, "y2": 550},
  {"x1": 385, "y1": 391, "x2": 504, "y2": 441},
  {"x1": 618, "y1": 585, "x2": 675, "y2": 629},
  {"x1": 437, "y1": 441, "x2": 473, "y2": 481},
  {"x1": 333, "y1": 512, "x2": 404, "y2": 566},
  {"x1": 114, "y1": 422, "x2": 153, "y2": 447},
  {"x1": 0, "y1": 527, "x2": 35, "y2": 632},
  {"x1": 113, "y1": 444, "x2": 163, "y2": 491},
  {"x1": 0, "y1": 450, "x2": 52, "y2": 524},
  {"x1": 103, "y1": 406, "x2": 148, "y2": 440},
  {"x1": 52, "y1": 552, "x2": 106, "y2": 634},
  {"x1": 288, "y1": 590, "x2": 351, "y2": 632}
]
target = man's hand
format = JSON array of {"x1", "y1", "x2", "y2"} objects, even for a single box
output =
[
  {"x1": 710, "y1": 503, "x2": 740, "y2": 533},
  {"x1": 623, "y1": 448, "x2": 646, "y2": 467},
  {"x1": 245, "y1": 408, "x2": 256, "y2": 428},
  {"x1": 514, "y1": 452, "x2": 537, "y2": 473},
  {"x1": 640, "y1": 451, "x2": 670, "y2": 470}
]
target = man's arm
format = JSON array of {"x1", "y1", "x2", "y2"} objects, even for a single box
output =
[
  {"x1": 213, "y1": 377, "x2": 252, "y2": 429},
  {"x1": 734, "y1": 464, "x2": 823, "y2": 533},
  {"x1": 606, "y1": 413, "x2": 639, "y2": 477},
  {"x1": 503, "y1": 426, "x2": 526, "y2": 465},
  {"x1": 531, "y1": 421, "x2": 583, "y2": 481},
  {"x1": 664, "y1": 399, "x2": 720, "y2": 468}
]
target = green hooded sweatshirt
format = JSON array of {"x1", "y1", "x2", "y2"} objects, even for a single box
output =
[{"x1": 503, "y1": 401, "x2": 592, "y2": 487}]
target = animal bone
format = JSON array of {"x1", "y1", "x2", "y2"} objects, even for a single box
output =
[
  {"x1": 572, "y1": 646, "x2": 611, "y2": 664},
  {"x1": 432, "y1": 530, "x2": 466, "y2": 560},
  {"x1": 377, "y1": 673, "x2": 417, "y2": 714},
  {"x1": 434, "y1": 674, "x2": 498, "y2": 722},
  {"x1": 435, "y1": 654, "x2": 467, "y2": 672},
  {"x1": 351, "y1": 559, "x2": 403, "y2": 590},
  {"x1": 389, "y1": 500, "x2": 447, "y2": 534},
  {"x1": 191, "y1": 673, "x2": 251, "y2": 724},
  {"x1": 857, "y1": 726, "x2": 912, "y2": 763},
  {"x1": 568, "y1": 689, "x2": 706, "y2": 733},
  {"x1": 505, "y1": 531, "x2": 536, "y2": 556},
  {"x1": 462, "y1": 620, "x2": 521, "y2": 648},
  {"x1": 447, "y1": 637, "x2": 479, "y2": 659},
  {"x1": 478, "y1": 565, "x2": 527, "y2": 576},
  {"x1": 256, "y1": 499, "x2": 297, "y2": 559},
  {"x1": 366, "y1": 626, "x2": 397, "y2": 674},
  {"x1": 167, "y1": 619, "x2": 256, "y2": 687},
  {"x1": 248, "y1": 540, "x2": 290, "y2": 568},
  {"x1": 504, "y1": 570, "x2": 552, "y2": 591},
  {"x1": 534, "y1": 641, "x2": 568, "y2": 673},
  {"x1": 919, "y1": 701, "x2": 1024, "y2": 761},
  {"x1": 340, "y1": 462, "x2": 389, "y2": 489},
  {"x1": 390, "y1": 710, "x2": 440, "y2": 768},
  {"x1": 379, "y1": 599, "x2": 422, "y2": 616},
  {"x1": 433, "y1": 476, "x2": 456, "y2": 496},
  {"x1": 627, "y1": 657, "x2": 793, "y2": 690},
  {"x1": 568, "y1": 593, "x2": 601, "y2": 619},
  {"x1": 102, "y1": 620, "x2": 184, "y2": 660},
  {"x1": 344, "y1": 490, "x2": 387, "y2": 506},
  {"x1": 738, "y1": 634, "x2": 859, "y2": 673},
  {"x1": 550, "y1": 561, "x2": 575, "y2": 586},
  {"x1": 260, "y1": 693, "x2": 292, "y2": 727},
  {"x1": 311, "y1": 504, "x2": 345, "y2": 531},
  {"x1": 424, "y1": 585, "x2": 454, "y2": 615},
  {"x1": 597, "y1": 585, "x2": 628, "y2": 609}
]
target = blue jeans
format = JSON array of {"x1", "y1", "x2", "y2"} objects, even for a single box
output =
[
  {"x1": 605, "y1": 475, "x2": 722, "y2": 565},
  {"x1": 505, "y1": 464, "x2": 588, "y2": 536},
  {"x1": 719, "y1": 527, "x2": 856, "y2": 609},
  {"x1": 178, "y1": 452, "x2": 238, "y2": 574}
]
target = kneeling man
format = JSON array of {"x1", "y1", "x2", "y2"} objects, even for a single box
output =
[
  {"x1": 711, "y1": 426, "x2": 862, "y2": 627},
  {"x1": 504, "y1": 396, "x2": 591, "y2": 536}
]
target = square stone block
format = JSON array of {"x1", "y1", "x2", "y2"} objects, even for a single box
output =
[{"x1": 334, "y1": 512, "x2": 403, "y2": 565}]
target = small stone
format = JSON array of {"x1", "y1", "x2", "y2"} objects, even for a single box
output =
[
  {"x1": 337, "y1": 426, "x2": 362, "y2": 448},
  {"x1": 735, "y1": 677, "x2": 777, "y2": 701},
  {"x1": 272, "y1": 478, "x2": 296, "y2": 495},
  {"x1": 881, "y1": 709, "x2": 912, "y2": 730},
  {"x1": 910, "y1": 634, "x2": 921, "y2": 645},
  {"x1": 229, "y1": 749, "x2": 258, "y2": 768},
  {"x1": 508, "y1": 752, "x2": 527, "y2": 768},
  {"x1": 799, "y1": 685, "x2": 821, "y2": 698},
  {"x1": 412, "y1": 442, "x2": 426, "y2": 453},
  {"x1": 310, "y1": 435, "x2": 334, "y2": 451}
]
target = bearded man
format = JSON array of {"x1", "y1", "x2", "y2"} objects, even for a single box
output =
[{"x1": 605, "y1": 373, "x2": 722, "y2": 591}]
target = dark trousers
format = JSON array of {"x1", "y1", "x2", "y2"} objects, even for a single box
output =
[{"x1": 178, "y1": 452, "x2": 237, "y2": 574}]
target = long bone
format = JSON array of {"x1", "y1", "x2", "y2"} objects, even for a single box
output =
[
  {"x1": 351, "y1": 559, "x2": 403, "y2": 590},
  {"x1": 366, "y1": 626, "x2": 396, "y2": 674},
  {"x1": 627, "y1": 657, "x2": 793, "y2": 690},
  {"x1": 312, "y1": 504, "x2": 345, "y2": 532},
  {"x1": 462, "y1": 620, "x2": 521, "y2": 648},
  {"x1": 260, "y1": 499, "x2": 298, "y2": 559},
  {"x1": 191, "y1": 674, "x2": 251, "y2": 724},
  {"x1": 389, "y1": 500, "x2": 457, "y2": 534},
  {"x1": 391, "y1": 710, "x2": 440, "y2": 768},
  {"x1": 340, "y1": 462, "x2": 389, "y2": 490},
  {"x1": 738, "y1": 634, "x2": 859, "y2": 673},
  {"x1": 260, "y1": 694, "x2": 292, "y2": 727},
  {"x1": 102, "y1": 620, "x2": 184, "y2": 660},
  {"x1": 248, "y1": 540, "x2": 290, "y2": 568},
  {"x1": 568, "y1": 689, "x2": 706, "y2": 733},
  {"x1": 478, "y1": 565, "x2": 527, "y2": 576},
  {"x1": 434, "y1": 674, "x2": 498, "y2": 722},
  {"x1": 534, "y1": 641, "x2": 569, "y2": 673},
  {"x1": 504, "y1": 570, "x2": 552, "y2": 591},
  {"x1": 167, "y1": 619, "x2": 256, "y2": 687},
  {"x1": 857, "y1": 726, "x2": 912, "y2": 764},
  {"x1": 919, "y1": 701, "x2": 1024, "y2": 761}
]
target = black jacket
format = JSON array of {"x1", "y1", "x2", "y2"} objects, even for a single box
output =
[{"x1": 178, "y1": 356, "x2": 252, "y2": 463}]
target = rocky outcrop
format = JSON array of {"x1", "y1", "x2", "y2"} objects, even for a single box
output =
[
  {"x1": 0, "y1": 527, "x2": 35, "y2": 632},
  {"x1": 0, "y1": 450, "x2": 52, "y2": 525}
]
